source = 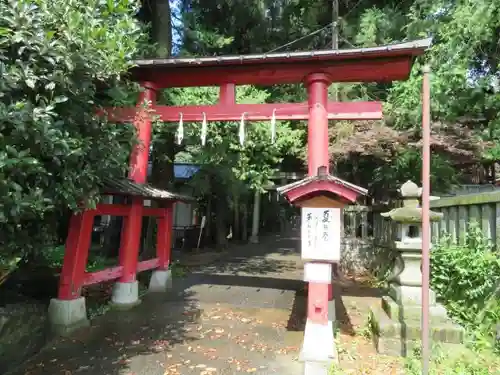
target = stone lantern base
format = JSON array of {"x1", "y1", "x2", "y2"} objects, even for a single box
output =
[
  {"x1": 369, "y1": 289, "x2": 465, "y2": 356},
  {"x1": 370, "y1": 180, "x2": 465, "y2": 356}
]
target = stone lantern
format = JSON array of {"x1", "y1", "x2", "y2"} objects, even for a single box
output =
[{"x1": 370, "y1": 180, "x2": 464, "y2": 356}]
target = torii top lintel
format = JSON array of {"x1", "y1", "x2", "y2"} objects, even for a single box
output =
[{"x1": 130, "y1": 38, "x2": 431, "y2": 88}]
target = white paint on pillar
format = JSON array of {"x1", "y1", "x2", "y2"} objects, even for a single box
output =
[{"x1": 249, "y1": 190, "x2": 261, "y2": 244}]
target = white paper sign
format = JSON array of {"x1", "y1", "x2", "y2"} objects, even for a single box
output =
[{"x1": 301, "y1": 207, "x2": 341, "y2": 262}]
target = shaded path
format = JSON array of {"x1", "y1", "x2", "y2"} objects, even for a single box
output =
[{"x1": 8, "y1": 233, "x2": 306, "y2": 375}]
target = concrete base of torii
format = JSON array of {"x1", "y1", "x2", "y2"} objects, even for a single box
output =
[
  {"x1": 110, "y1": 281, "x2": 141, "y2": 309},
  {"x1": 148, "y1": 269, "x2": 173, "y2": 292},
  {"x1": 48, "y1": 297, "x2": 90, "y2": 336}
]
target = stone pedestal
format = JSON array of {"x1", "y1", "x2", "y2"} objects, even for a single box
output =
[
  {"x1": 370, "y1": 295, "x2": 464, "y2": 356},
  {"x1": 149, "y1": 269, "x2": 173, "y2": 292},
  {"x1": 370, "y1": 181, "x2": 464, "y2": 356},
  {"x1": 48, "y1": 297, "x2": 90, "y2": 336},
  {"x1": 110, "y1": 281, "x2": 141, "y2": 309}
]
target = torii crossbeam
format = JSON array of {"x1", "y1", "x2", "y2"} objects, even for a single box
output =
[{"x1": 101, "y1": 99, "x2": 383, "y2": 122}]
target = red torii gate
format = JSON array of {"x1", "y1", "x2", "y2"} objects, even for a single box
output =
[{"x1": 48, "y1": 39, "x2": 431, "y2": 353}]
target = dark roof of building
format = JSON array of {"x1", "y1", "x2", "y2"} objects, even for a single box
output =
[
  {"x1": 133, "y1": 38, "x2": 432, "y2": 69},
  {"x1": 102, "y1": 177, "x2": 194, "y2": 202}
]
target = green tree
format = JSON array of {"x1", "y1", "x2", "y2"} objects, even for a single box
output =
[
  {"x1": 156, "y1": 85, "x2": 303, "y2": 245},
  {"x1": 0, "y1": 0, "x2": 146, "y2": 272}
]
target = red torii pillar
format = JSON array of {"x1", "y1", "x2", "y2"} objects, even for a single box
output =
[
  {"x1": 306, "y1": 73, "x2": 330, "y2": 176},
  {"x1": 148, "y1": 201, "x2": 175, "y2": 292},
  {"x1": 110, "y1": 82, "x2": 156, "y2": 306}
]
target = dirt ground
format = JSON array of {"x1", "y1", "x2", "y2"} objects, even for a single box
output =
[{"x1": 7, "y1": 234, "x2": 409, "y2": 375}]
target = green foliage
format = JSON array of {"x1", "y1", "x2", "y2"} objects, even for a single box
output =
[
  {"x1": 390, "y1": 0, "x2": 500, "y2": 129},
  {"x1": 431, "y1": 222, "x2": 500, "y2": 351},
  {"x1": 169, "y1": 261, "x2": 187, "y2": 278},
  {"x1": 404, "y1": 344, "x2": 500, "y2": 375},
  {"x1": 40, "y1": 244, "x2": 114, "y2": 272},
  {"x1": 157, "y1": 85, "x2": 304, "y2": 196},
  {"x1": 0, "y1": 0, "x2": 145, "y2": 267},
  {"x1": 373, "y1": 149, "x2": 459, "y2": 195}
]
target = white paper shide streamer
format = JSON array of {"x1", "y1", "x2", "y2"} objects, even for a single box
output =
[
  {"x1": 201, "y1": 112, "x2": 208, "y2": 146},
  {"x1": 239, "y1": 112, "x2": 246, "y2": 146},
  {"x1": 271, "y1": 108, "x2": 276, "y2": 144},
  {"x1": 177, "y1": 113, "x2": 184, "y2": 145}
]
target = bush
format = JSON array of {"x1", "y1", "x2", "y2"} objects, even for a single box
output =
[
  {"x1": 405, "y1": 344, "x2": 500, "y2": 375},
  {"x1": 40, "y1": 244, "x2": 115, "y2": 272},
  {"x1": 431, "y1": 222, "x2": 500, "y2": 351},
  {"x1": 0, "y1": 1, "x2": 145, "y2": 270}
]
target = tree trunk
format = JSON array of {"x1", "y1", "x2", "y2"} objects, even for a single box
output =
[
  {"x1": 215, "y1": 196, "x2": 228, "y2": 248},
  {"x1": 146, "y1": 0, "x2": 174, "y2": 256},
  {"x1": 241, "y1": 200, "x2": 248, "y2": 241},
  {"x1": 233, "y1": 193, "x2": 240, "y2": 241},
  {"x1": 205, "y1": 193, "x2": 213, "y2": 245},
  {"x1": 152, "y1": 0, "x2": 172, "y2": 59}
]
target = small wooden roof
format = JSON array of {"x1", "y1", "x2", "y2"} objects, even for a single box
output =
[
  {"x1": 130, "y1": 38, "x2": 432, "y2": 88},
  {"x1": 102, "y1": 178, "x2": 194, "y2": 202},
  {"x1": 277, "y1": 167, "x2": 368, "y2": 204}
]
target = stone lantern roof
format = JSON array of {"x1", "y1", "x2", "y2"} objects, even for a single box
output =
[{"x1": 381, "y1": 180, "x2": 443, "y2": 223}]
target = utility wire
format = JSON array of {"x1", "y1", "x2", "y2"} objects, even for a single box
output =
[
  {"x1": 342, "y1": 0, "x2": 365, "y2": 19},
  {"x1": 266, "y1": 22, "x2": 334, "y2": 53},
  {"x1": 340, "y1": 36, "x2": 357, "y2": 48}
]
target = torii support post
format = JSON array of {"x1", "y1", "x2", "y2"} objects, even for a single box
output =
[
  {"x1": 48, "y1": 210, "x2": 95, "y2": 335},
  {"x1": 149, "y1": 203, "x2": 174, "y2": 292},
  {"x1": 111, "y1": 82, "x2": 157, "y2": 308}
]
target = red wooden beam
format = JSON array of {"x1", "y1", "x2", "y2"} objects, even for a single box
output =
[
  {"x1": 137, "y1": 258, "x2": 160, "y2": 272},
  {"x1": 131, "y1": 57, "x2": 413, "y2": 88},
  {"x1": 101, "y1": 101, "x2": 382, "y2": 123},
  {"x1": 95, "y1": 203, "x2": 130, "y2": 216},
  {"x1": 83, "y1": 265, "x2": 123, "y2": 286},
  {"x1": 82, "y1": 258, "x2": 160, "y2": 286}
]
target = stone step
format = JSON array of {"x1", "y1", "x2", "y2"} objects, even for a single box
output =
[
  {"x1": 381, "y1": 296, "x2": 449, "y2": 321},
  {"x1": 370, "y1": 304, "x2": 465, "y2": 356}
]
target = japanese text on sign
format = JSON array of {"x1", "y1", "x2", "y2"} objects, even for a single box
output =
[{"x1": 301, "y1": 207, "x2": 341, "y2": 262}]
